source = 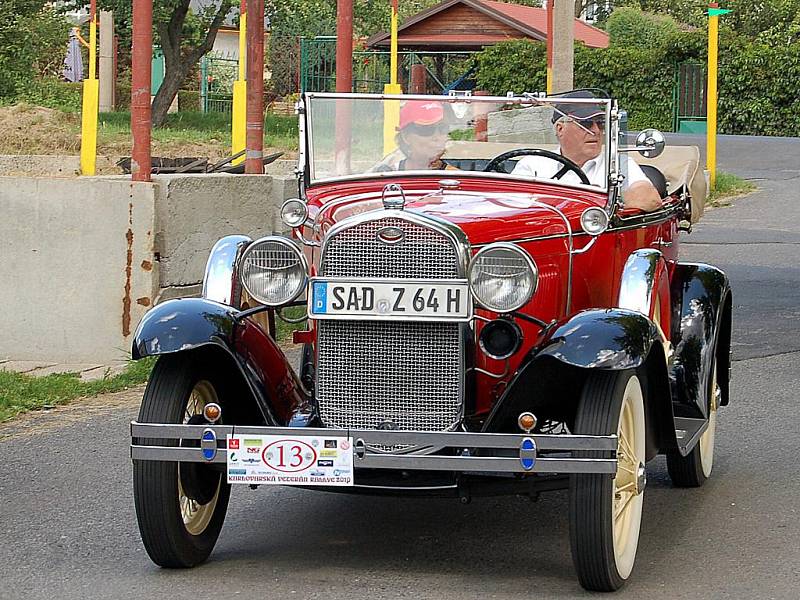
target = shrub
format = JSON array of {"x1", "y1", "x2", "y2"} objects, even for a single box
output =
[
  {"x1": 16, "y1": 79, "x2": 82, "y2": 112},
  {"x1": 473, "y1": 25, "x2": 800, "y2": 136},
  {"x1": 473, "y1": 39, "x2": 546, "y2": 95},
  {"x1": 574, "y1": 45, "x2": 674, "y2": 131},
  {"x1": 0, "y1": 5, "x2": 70, "y2": 100},
  {"x1": 116, "y1": 83, "x2": 131, "y2": 110},
  {"x1": 178, "y1": 89, "x2": 201, "y2": 111},
  {"x1": 605, "y1": 7, "x2": 680, "y2": 49}
]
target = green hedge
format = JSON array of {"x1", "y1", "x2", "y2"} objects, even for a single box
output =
[
  {"x1": 178, "y1": 89, "x2": 201, "y2": 111},
  {"x1": 15, "y1": 79, "x2": 82, "y2": 112},
  {"x1": 474, "y1": 33, "x2": 800, "y2": 136},
  {"x1": 116, "y1": 83, "x2": 131, "y2": 110}
]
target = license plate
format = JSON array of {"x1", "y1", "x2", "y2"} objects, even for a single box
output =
[
  {"x1": 308, "y1": 279, "x2": 470, "y2": 321},
  {"x1": 227, "y1": 435, "x2": 354, "y2": 486}
]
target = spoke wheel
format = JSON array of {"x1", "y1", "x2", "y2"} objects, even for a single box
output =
[
  {"x1": 570, "y1": 370, "x2": 646, "y2": 592},
  {"x1": 179, "y1": 380, "x2": 222, "y2": 536},
  {"x1": 667, "y1": 361, "x2": 719, "y2": 486},
  {"x1": 133, "y1": 354, "x2": 231, "y2": 568}
]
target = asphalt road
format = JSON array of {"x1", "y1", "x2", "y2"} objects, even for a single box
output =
[{"x1": 2, "y1": 135, "x2": 799, "y2": 599}]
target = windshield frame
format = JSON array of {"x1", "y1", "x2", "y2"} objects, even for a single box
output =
[{"x1": 300, "y1": 92, "x2": 616, "y2": 197}]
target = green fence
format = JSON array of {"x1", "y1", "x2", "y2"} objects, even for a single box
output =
[
  {"x1": 300, "y1": 37, "x2": 475, "y2": 94},
  {"x1": 200, "y1": 54, "x2": 238, "y2": 113}
]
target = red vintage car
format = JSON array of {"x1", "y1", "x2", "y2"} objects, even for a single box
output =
[{"x1": 130, "y1": 92, "x2": 731, "y2": 591}]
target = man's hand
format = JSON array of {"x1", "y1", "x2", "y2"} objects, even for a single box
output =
[{"x1": 624, "y1": 181, "x2": 663, "y2": 212}]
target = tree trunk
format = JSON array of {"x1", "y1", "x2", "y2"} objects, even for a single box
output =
[
  {"x1": 150, "y1": 0, "x2": 232, "y2": 127},
  {"x1": 150, "y1": 64, "x2": 189, "y2": 126}
]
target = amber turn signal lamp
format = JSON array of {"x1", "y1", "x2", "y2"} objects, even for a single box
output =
[
  {"x1": 203, "y1": 403, "x2": 222, "y2": 424},
  {"x1": 518, "y1": 412, "x2": 537, "y2": 433}
]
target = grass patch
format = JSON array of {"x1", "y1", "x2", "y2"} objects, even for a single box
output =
[
  {"x1": 275, "y1": 305, "x2": 309, "y2": 342},
  {"x1": 97, "y1": 111, "x2": 299, "y2": 158},
  {"x1": 0, "y1": 104, "x2": 297, "y2": 161},
  {"x1": 0, "y1": 357, "x2": 156, "y2": 423},
  {"x1": 708, "y1": 171, "x2": 756, "y2": 206},
  {"x1": 0, "y1": 309, "x2": 305, "y2": 423}
]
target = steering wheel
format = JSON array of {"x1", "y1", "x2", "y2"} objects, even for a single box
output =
[{"x1": 482, "y1": 148, "x2": 590, "y2": 185}]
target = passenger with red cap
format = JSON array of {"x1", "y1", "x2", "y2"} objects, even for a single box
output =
[{"x1": 373, "y1": 101, "x2": 451, "y2": 172}]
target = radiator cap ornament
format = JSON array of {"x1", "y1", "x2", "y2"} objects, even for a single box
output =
[{"x1": 382, "y1": 183, "x2": 406, "y2": 210}]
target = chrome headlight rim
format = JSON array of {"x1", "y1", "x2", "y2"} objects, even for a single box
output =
[
  {"x1": 239, "y1": 236, "x2": 309, "y2": 307},
  {"x1": 580, "y1": 206, "x2": 610, "y2": 236},
  {"x1": 468, "y1": 242, "x2": 538, "y2": 313},
  {"x1": 280, "y1": 198, "x2": 309, "y2": 229}
]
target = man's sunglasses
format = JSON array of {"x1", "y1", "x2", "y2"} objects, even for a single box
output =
[{"x1": 561, "y1": 116, "x2": 606, "y2": 129}]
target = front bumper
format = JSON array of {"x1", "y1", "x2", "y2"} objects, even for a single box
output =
[{"x1": 131, "y1": 423, "x2": 617, "y2": 475}]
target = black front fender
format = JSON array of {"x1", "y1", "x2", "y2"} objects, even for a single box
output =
[
  {"x1": 131, "y1": 298, "x2": 307, "y2": 427},
  {"x1": 483, "y1": 309, "x2": 667, "y2": 436},
  {"x1": 536, "y1": 308, "x2": 662, "y2": 370},
  {"x1": 132, "y1": 298, "x2": 238, "y2": 360},
  {"x1": 670, "y1": 263, "x2": 732, "y2": 415}
]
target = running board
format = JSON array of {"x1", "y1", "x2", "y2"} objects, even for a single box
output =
[{"x1": 673, "y1": 417, "x2": 708, "y2": 456}]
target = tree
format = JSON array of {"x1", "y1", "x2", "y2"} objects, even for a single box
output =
[
  {"x1": 151, "y1": 0, "x2": 234, "y2": 126},
  {"x1": 605, "y1": 6, "x2": 679, "y2": 48},
  {"x1": 67, "y1": 0, "x2": 234, "y2": 126},
  {"x1": 0, "y1": 0, "x2": 70, "y2": 98}
]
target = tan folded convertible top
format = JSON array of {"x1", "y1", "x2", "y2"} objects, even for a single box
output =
[{"x1": 443, "y1": 141, "x2": 707, "y2": 223}]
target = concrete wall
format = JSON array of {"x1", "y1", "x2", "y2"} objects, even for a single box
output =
[
  {"x1": 0, "y1": 156, "x2": 121, "y2": 177},
  {"x1": 0, "y1": 173, "x2": 296, "y2": 363},
  {"x1": 0, "y1": 178, "x2": 158, "y2": 363},
  {"x1": 152, "y1": 174, "x2": 295, "y2": 298}
]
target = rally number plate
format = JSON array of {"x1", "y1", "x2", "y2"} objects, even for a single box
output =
[
  {"x1": 308, "y1": 278, "x2": 470, "y2": 321},
  {"x1": 227, "y1": 435, "x2": 354, "y2": 486}
]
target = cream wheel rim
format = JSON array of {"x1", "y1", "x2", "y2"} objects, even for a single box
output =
[
  {"x1": 612, "y1": 375, "x2": 646, "y2": 579},
  {"x1": 178, "y1": 380, "x2": 222, "y2": 536},
  {"x1": 699, "y1": 363, "x2": 719, "y2": 477}
]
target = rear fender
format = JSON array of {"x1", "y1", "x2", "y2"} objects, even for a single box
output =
[
  {"x1": 483, "y1": 309, "x2": 676, "y2": 459},
  {"x1": 132, "y1": 298, "x2": 307, "y2": 426}
]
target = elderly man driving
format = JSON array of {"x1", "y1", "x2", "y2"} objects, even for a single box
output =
[{"x1": 512, "y1": 91, "x2": 663, "y2": 212}]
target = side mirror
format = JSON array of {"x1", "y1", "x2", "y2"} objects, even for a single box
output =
[{"x1": 635, "y1": 129, "x2": 666, "y2": 159}]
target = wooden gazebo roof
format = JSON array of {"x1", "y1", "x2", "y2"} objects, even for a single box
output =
[{"x1": 366, "y1": 0, "x2": 609, "y2": 51}]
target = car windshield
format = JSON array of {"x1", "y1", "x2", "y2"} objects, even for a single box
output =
[{"x1": 303, "y1": 93, "x2": 612, "y2": 191}]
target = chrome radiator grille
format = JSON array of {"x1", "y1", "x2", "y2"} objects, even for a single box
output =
[
  {"x1": 322, "y1": 217, "x2": 459, "y2": 278},
  {"x1": 317, "y1": 320, "x2": 462, "y2": 432},
  {"x1": 317, "y1": 216, "x2": 464, "y2": 445}
]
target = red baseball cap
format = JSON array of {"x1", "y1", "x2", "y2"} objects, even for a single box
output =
[{"x1": 398, "y1": 101, "x2": 445, "y2": 130}]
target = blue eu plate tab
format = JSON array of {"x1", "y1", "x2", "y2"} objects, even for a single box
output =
[
  {"x1": 312, "y1": 281, "x2": 328, "y2": 314},
  {"x1": 519, "y1": 437, "x2": 536, "y2": 471},
  {"x1": 201, "y1": 428, "x2": 217, "y2": 461}
]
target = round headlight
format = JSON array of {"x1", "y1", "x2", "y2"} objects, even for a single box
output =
[
  {"x1": 280, "y1": 198, "x2": 308, "y2": 228},
  {"x1": 240, "y1": 236, "x2": 308, "y2": 306},
  {"x1": 580, "y1": 207, "x2": 609, "y2": 236},
  {"x1": 468, "y1": 243, "x2": 538, "y2": 313}
]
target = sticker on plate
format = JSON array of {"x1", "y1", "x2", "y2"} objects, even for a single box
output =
[{"x1": 226, "y1": 435, "x2": 354, "y2": 486}]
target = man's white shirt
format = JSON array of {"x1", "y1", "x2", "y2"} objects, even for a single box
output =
[{"x1": 511, "y1": 149, "x2": 649, "y2": 189}]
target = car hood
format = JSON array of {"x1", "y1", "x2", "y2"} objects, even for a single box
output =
[{"x1": 308, "y1": 178, "x2": 605, "y2": 246}]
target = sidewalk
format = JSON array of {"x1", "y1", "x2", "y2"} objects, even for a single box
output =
[{"x1": 0, "y1": 359, "x2": 127, "y2": 382}]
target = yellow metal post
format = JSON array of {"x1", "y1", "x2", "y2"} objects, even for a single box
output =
[
  {"x1": 706, "y1": 5, "x2": 719, "y2": 190},
  {"x1": 81, "y1": 17, "x2": 99, "y2": 175},
  {"x1": 232, "y1": 10, "x2": 247, "y2": 165},
  {"x1": 706, "y1": 3, "x2": 730, "y2": 190},
  {"x1": 383, "y1": 0, "x2": 402, "y2": 155}
]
